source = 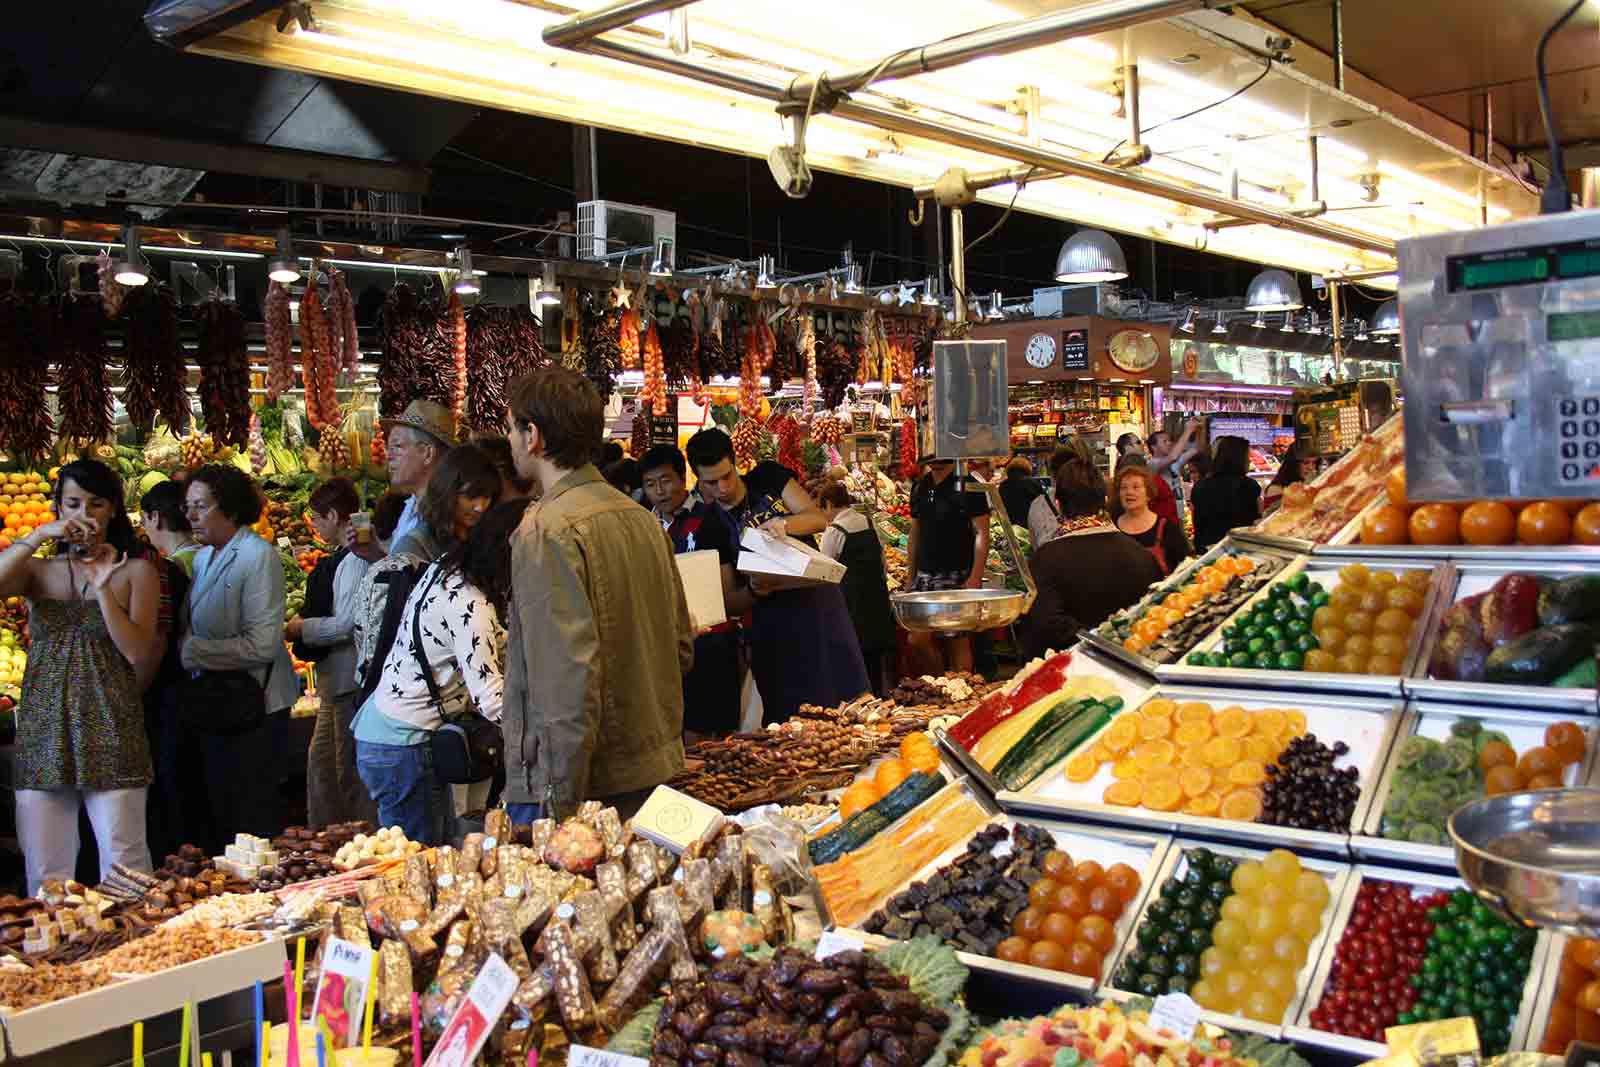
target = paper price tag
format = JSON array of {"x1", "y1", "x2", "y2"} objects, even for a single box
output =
[
  {"x1": 424, "y1": 953, "x2": 518, "y2": 1067},
  {"x1": 814, "y1": 929, "x2": 861, "y2": 961},
  {"x1": 277, "y1": 537, "x2": 292, "y2": 549},
  {"x1": 1149, "y1": 993, "x2": 1200, "y2": 1041},
  {"x1": 570, "y1": 1046, "x2": 650, "y2": 1067}
]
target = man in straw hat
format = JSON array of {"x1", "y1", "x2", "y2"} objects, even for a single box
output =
[{"x1": 380, "y1": 399, "x2": 455, "y2": 558}]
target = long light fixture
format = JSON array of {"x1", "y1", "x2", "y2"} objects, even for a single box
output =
[
  {"x1": 112, "y1": 224, "x2": 150, "y2": 287},
  {"x1": 536, "y1": 262, "x2": 562, "y2": 306},
  {"x1": 1370, "y1": 298, "x2": 1400, "y2": 336},
  {"x1": 453, "y1": 245, "x2": 481, "y2": 295},
  {"x1": 1244, "y1": 268, "x2": 1304, "y2": 311},
  {"x1": 0, "y1": 233, "x2": 263, "y2": 259},
  {"x1": 1054, "y1": 229, "x2": 1128, "y2": 282},
  {"x1": 268, "y1": 227, "x2": 301, "y2": 284}
]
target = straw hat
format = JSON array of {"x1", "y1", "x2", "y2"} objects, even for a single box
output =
[{"x1": 380, "y1": 399, "x2": 455, "y2": 447}]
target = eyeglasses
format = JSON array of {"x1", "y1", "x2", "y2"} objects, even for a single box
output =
[{"x1": 184, "y1": 499, "x2": 215, "y2": 516}]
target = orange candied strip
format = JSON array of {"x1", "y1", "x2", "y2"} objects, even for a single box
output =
[{"x1": 813, "y1": 787, "x2": 989, "y2": 927}]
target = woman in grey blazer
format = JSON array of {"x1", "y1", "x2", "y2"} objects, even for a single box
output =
[{"x1": 178, "y1": 465, "x2": 298, "y2": 850}]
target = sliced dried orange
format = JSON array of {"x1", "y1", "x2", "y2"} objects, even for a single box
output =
[
  {"x1": 1184, "y1": 793, "x2": 1221, "y2": 817},
  {"x1": 1178, "y1": 743, "x2": 1210, "y2": 770},
  {"x1": 1220, "y1": 788, "x2": 1263, "y2": 822},
  {"x1": 1282, "y1": 709, "x2": 1309, "y2": 737},
  {"x1": 1201, "y1": 736, "x2": 1242, "y2": 769},
  {"x1": 1243, "y1": 735, "x2": 1281, "y2": 763},
  {"x1": 1251, "y1": 709, "x2": 1285, "y2": 737},
  {"x1": 1179, "y1": 767, "x2": 1213, "y2": 798},
  {"x1": 1103, "y1": 717, "x2": 1139, "y2": 754},
  {"x1": 1228, "y1": 759, "x2": 1267, "y2": 787},
  {"x1": 1141, "y1": 764, "x2": 1180, "y2": 791},
  {"x1": 1140, "y1": 698, "x2": 1178, "y2": 720},
  {"x1": 1143, "y1": 778, "x2": 1182, "y2": 812},
  {"x1": 1103, "y1": 780, "x2": 1142, "y2": 807},
  {"x1": 1174, "y1": 720, "x2": 1213, "y2": 747},
  {"x1": 1064, "y1": 752, "x2": 1100, "y2": 783},
  {"x1": 1111, "y1": 758, "x2": 1140, "y2": 780},
  {"x1": 1215, "y1": 706, "x2": 1253, "y2": 739},
  {"x1": 1176, "y1": 701, "x2": 1214, "y2": 723},
  {"x1": 1132, "y1": 739, "x2": 1176, "y2": 771},
  {"x1": 1138, "y1": 716, "x2": 1173, "y2": 741}
]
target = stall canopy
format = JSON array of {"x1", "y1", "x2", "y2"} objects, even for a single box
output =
[{"x1": 154, "y1": 0, "x2": 1544, "y2": 283}]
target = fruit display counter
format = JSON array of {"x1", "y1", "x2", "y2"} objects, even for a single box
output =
[
  {"x1": 995, "y1": 687, "x2": 1399, "y2": 857},
  {"x1": 1161, "y1": 559, "x2": 1447, "y2": 699},
  {"x1": 1353, "y1": 704, "x2": 1597, "y2": 867},
  {"x1": 1527, "y1": 934, "x2": 1600, "y2": 1055},
  {"x1": 850, "y1": 816, "x2": 1168, "y2": 995},
  {"x1": 1103, "y1": 842, "x2": 1350, "y2": 1036},
  {"x1": 1285, "y1": 866, "x2": 1550, "y2": 1059}
]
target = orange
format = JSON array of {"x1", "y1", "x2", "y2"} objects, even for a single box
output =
[
  {"x1": 1141, "y1": 698, "x2": 1178, "y2": 720},
  {"x1": 1174, "y1": 720, "x2": 1213, "y2": 747},
  {"x1": 1251, "y1": 709, "x2": 1285, "y2": 737},
  {"x1": 1184, "y1": 793, "x2": 1221, "y2": 817},
  {"x1": 1386, "y1": 466, "x2": 1408, "y2": 509},
  {"x1": 1409, "y1": 503, "x2": 1461, "y2": 545},
  {"x1": 1176, "y1": 701, "x2": 1214, "y2": 723},
  {"x1": 874, "y1": 758, "x2": 910, "y2": 794},
  {"x1": 1518, "y1": 501, "x2": 1572, "y2": 546},
  {"x1": 1201, "y1": 736, "x2": 1241, "y2": 769},
  {"x1": 1214, "y1": 706, "x2": 1252, "y2": 739},
  {"x1": 1179, "y1": 767, "x2": 1213, "y2": 798},
  {"x1": 1138, "y1": 716, "x2": 1172, "y2": 741},
  {"x1": 1132, "y1": 740, "x2": 1176, "y2": 770},
  {"x1": 905, "y1": 744, "x2": 942, "y2": 774},
  {"x1": 1460, "y1": 501, "x2": 1515, "y2": 546},
  {"x1": 1103, "y1": 780, "x2": 1142, "y2": 807},
  {"x1": 1244, "y1": 735, "x2": 1281, "y2": 763},
  {"x1": 1064, "y1": 752, "x2": 1100, "y2": 783},
  {"x1": 1220, "y1": 789, "x2": 1263, "y2": 822},
  {"x1": 1575, "y1": 503, "x2": 1600, "y2": 546},
  {"x1": 900, "y1": 732, "x2": 934, "y2": 761},
  {"x1": 1103, "y1": 718, "x2": 1139, "y2": 754},
  {"x1": 1362, "y1": 505, "x2": 1410, "y2": 546},
  {"x1": 1228, "y1": 760, "x2": 1267, "y2": 787},
  {"x1": 1144, "y1": 778, "x2": 1182, "y2": 812},
  {"x1": 1546, "y1": 721, "x2": 1587, "y2": 766},
  {"x1": 1111, "y1": 758, "x2": 1140, "y2": 780},
  {"x1": 1484, "y1": 764, "x2": 1523, "y2": 796}
]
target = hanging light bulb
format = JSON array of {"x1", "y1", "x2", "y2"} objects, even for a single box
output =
[
  {"x1": 843, "y1": 263, "x2": 863, "y2": 295},
  {"x1": 1177, "y1": 307, "x2": 1197, "y2": 334},
  {"x1": 1306, "y1": 311, "x2": 1322, "y2": 335},
  {"x1": 1211, "y1": 314, "x2": 1228, "y2": 335},
  {"x1": 453, "y1": 245, "x2": 481, "y2": 295},
  {"x1": 755, "y1": 255, "x2": 776, "y2": 290},
  {"x1": 1370, "y1": 298, "x2": 1400, "y2": 336},
  {"x1": 985, "y1": 291, "x2": 1005, "y2": 321},
  {"x1": 1354, "y1": 319, "x2": 1370, "y2": 341},
  {"x1": 536, "y1": 263, "x2": 562, "y2": 306},
  {"x1": 1251, "y1": 312, "x2": 1267, "y2": 329},
  {"x1": 649, "y1": 236, "x2": 675, "y2": 277},
  {"x1": 1244, "y1": 268, "x2": 1304, "y2": 311},
  {"x1": 112, "y1": 224, "x2": 149, "y2": 287},
  {"x1": 920, "y1": 276, "x2": 940, "y2": 307},
  {"x1": 1054, "y1": 229, "x2": 1128, "y2": 282},
  {"x1": 267, "y1": 228, "x2": 300, "y2": 284}
]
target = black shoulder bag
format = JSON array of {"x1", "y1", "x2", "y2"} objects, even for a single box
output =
[
  {"x1": 177, "y1": 658, "x2": 274, "y2": 736},
  {"x1": 410, "y1": 569, "x2": 505, "y2": 784}
]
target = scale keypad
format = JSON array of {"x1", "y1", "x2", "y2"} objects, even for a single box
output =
[{"x1": 1556, "y1": 395, "x2": 1600, "y2": 483}]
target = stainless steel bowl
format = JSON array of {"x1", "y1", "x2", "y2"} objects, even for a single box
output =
[
  {"x1": 1449, "y1": 787, "x2": 1600, "y2": 937},
  {"x1": 890, "y1": 589, "x2": 1028, "y2": 633}
]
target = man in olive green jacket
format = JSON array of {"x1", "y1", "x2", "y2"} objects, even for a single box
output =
[{"x1": 502, "y1": 369, "x2": 694, "y2": 820}]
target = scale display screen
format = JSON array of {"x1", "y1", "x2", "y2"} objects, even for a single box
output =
[
  {"x1": 1448, "y1": 239, "x2": 1600, "y2": 292},
  {"x1": 1550, "y1": 311, "x2": 1600, "y2": 342}
]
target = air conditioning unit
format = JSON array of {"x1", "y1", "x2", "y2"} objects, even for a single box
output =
[{"x1": 576, "y1": 200, "x2": 677, "y2": 261}]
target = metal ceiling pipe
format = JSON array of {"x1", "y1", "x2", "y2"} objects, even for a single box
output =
[
  {"x1": 144, "y1": 0, "x2": 284, "y2": 48},
  {"x1": 542, "y1": 0, "x2": 701, "y2": 49},
  {"x1": 783, "y1": 0, "x2": 1207, "y2": 105},
  {"x1": 556, "y1": 34, "x2": 1395, "y2": 258}
]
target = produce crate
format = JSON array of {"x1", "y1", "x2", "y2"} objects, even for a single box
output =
[
  {"x1": 1085, "y1": 539, "x2": 1298, "y2": 677},
  {"x1": 1520, "y1": 932, "x2": 1589, "y2": 1058},
  {"x1": 1406, "y1": 560, "x2": 1600, "y2": 714},
  {"x1": 1284, "y1": 864, "x2": 1552, "y2": 1058},
  {"x1": 997, "y1": 685, "x2": 1402, "y2": 859},
  {"x1": 1352, "y1": 702, "x2": 1600, "y2": 868},
  {"x1": 842, "y1": 816, "x2": 1170, "y2": 996},
  {"x1": 0, "y1": 933, "x2": 283, "y2": 1060},
  {"x1": 1158, "y1": 557, "x2": 1452, "y2": 700},
  {"x1": 1103, "y1": 839, "x2": 1353, "y2": 1040}
]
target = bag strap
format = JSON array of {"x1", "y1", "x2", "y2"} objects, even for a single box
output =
[{"x1": 410, "y1": 566, "x2": 450, "y2": 719}]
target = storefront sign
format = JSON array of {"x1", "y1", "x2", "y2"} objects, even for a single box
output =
[
  {"x1": 650, "y1": 399, "x2": 679, "y2": 447},
  {"x1": 1061, "y1": 329, "x2": 1089, "y2": 371}
]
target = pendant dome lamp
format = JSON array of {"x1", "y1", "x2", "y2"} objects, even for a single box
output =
[{"x1": 1054, "y1": 229, "x2": 1128, "y2": 283}]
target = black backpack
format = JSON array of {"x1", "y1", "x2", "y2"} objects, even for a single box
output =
[{"x1": 355, "y1": 557, "x2": 429, "y2": 709}]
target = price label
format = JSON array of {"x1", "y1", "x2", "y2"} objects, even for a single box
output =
[
  {"x1": 814, "y1": 929, "x2": 861, "y2": 961},
  {"x1": 1148, "y1": 993, "x2": 1200, "y2": 1041},
  {"x1": 424, "y1": 954, "x2": 519, "y2": 1067},
  {"x1": 570, "y1": 1046, "x2": 650, "y2": 1067},
  {"x1": 277, "y1": 537, "x2": 292, "y2": 549}
]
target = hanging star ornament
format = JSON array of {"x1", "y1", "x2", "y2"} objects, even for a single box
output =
[
  {"x1": 895, "y1": 282, "x2": 918, "y2": 307},
  {"x1": 610, "y1": 282, "x2": 632, "y2": 309}
]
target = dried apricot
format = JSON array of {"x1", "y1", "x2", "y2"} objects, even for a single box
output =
[
  {"x1": 1144, "y1": 778, "x2": 1182, "y2": 812},
  {"x1": 1064, "y1": 752, "x2": 1100, "y2": 783},
  {"x1": 1214, "y1": 706, "x2": 1252, "y2": 739},
  {"x1": 1179, "y1": 767, "x2": 1213, "y2": 798},
  {"x1": 1103, "y1": 780, "x2": 1142, "y2": 807},
  {"x1": 1103, "y1": 717, "x2": 1139, "y2": 754},
  {"x1": 1478, "y1": 740, "x2": 1516, "y2": 774},
  {"x1": 1220, "y1": 789, "x2": 1263, "y2": 822}
]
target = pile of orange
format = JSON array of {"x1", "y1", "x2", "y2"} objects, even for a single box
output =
[
  {"x1": 1064, "y1": 698, "x2": 1308, "y2": 820},
  {"x1": 1362, "y1": 468, "x2": 1600, "y2": 546},
  {"x1": 0, "y1": 471, "x2": 52, "y2": 541},
  {"x1": 1122, "y1": 555, "x2": 1259, "y2": 654},
  {"x1": 1481, "y1": 720, "x2": 1587, "y2": 796},
  {"x1": 838, "y1": 732, "x2": 941, "y2": 819}
]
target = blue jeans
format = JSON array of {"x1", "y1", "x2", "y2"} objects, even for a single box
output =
[
  {"x1": 355, "y1": 740, "x2": 441, "y2": 845},
  {"x1": 504, "y1": 802, "x2": 542, "y2": 825}
]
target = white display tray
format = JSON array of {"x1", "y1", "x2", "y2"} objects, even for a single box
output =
[
  {"x1": 1352, "y1": 701, "x2": 1600, "y2": 868},
  {"x1": 997, "y1": 685, "x2": 1402, "y2": 858},
  {"x1": 841, "y1": 814, "x2": 1170, "y2": 996},
  {"x1": 0, "y1": 933, "x2": 283, "y2": 1060}
]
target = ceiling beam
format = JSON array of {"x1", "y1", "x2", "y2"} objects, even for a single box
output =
[{"x1": 0, "y1": 115, "x2": 432, "y2": 195}]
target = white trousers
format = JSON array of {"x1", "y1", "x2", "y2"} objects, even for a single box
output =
[{"x1": 16, "y1": 787, "x2": 151, "y2": 894}]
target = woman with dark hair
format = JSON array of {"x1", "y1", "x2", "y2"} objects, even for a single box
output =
[
  {"x1": 472, "y1": 435, "x2": 537, "y2": 500},
  {"x1": 140, "y1": 480, "x2": 200, "y2": 577},
  {"x1": 817, "y1": 482, "x2": 896, "y2": 695},
  {"x1": 1190, "y1": 435, "x2": 1263, "y2": 550},
  {"x1": 1021, "y1": 459, "x2": 1162, "y2": 660},
  {"x1": 353, "y1": 498, "x2": 530, "y2": 843},
  {"x1": 180, "y1": 465, "x2": 300, "y2": 848},
  {"x1": 1114, "y1": 465, "x2": 1192, "y2": 576},
  {"x1": 0, "y1": 459, "x2": 161, "y2": 891},
  {"x1": 1261, "y1": 446, "x2": 1318, "y2": 515}
]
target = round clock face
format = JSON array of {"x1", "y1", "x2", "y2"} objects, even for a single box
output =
[{"x1": 1024, "y1": 332, "x2": 1057, "y2": 369}]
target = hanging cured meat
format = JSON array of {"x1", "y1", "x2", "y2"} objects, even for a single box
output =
[
  {"x1": 325, "y1": 268, "x2": 360, "y2": 380},
  {"x1": 264, "y1": 280, "x2": 293, "y2": 402},
  {"x1": 194, "y1": 298, "x2": 251, "y2": 449},
  {"x1": 465, "y1": 303, "x2": 547, "y2": 434},
  {"x1": 56, "y1": 293, "x2": 113, "y2": 446},
  {"x1": 446, "y1": 290, "x2": 467, "y2": 424}
]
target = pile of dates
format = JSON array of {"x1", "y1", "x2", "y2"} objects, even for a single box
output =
[{"x1": 648, "y1": 947, "x2": 949, "y2": 1067}]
